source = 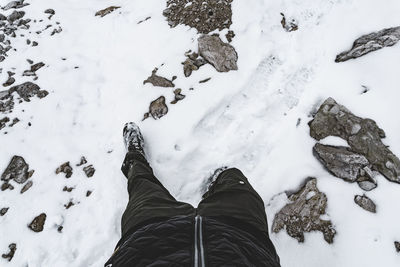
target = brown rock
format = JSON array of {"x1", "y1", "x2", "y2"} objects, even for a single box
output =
[
  {"x1": 55, "y1": 162, "x2": 73, "y2": 178},
  {"x1": 64, "y1": 200, "x2": 74, "y2": 209},
  {"x1": 171, "y1": 89, "x2": 185, "y2": 104},
  {"x1": 20, "y1": 180, "x2": 33, "y2": 194},
  {"x1": 83, "y1": 165, "x2": 95, "y2": 177},
  {"x1": 143, "y1": 68, "x2": 175, "y2": 88},
  {"x1": 86, "y1": 190, "x2": 92, "y2": 197},
  {"x1": 1, "y1": 243, "x2": 16, "y2": 262},
  {"x1": 95, "y1": 6, "x2": 121, "y2": 17},
  {"x1": 28, "y1": 213, "x2": 46, "y2": 232},
  {"x1": 144, "y1": 96, "x2": 168, "y2": 120},
  {"x1": 1, "y1": 155, "x2": 33, "y2": 184},
  {"x1": 63, "y1": 186, "x2": 74, "y2": 192}
]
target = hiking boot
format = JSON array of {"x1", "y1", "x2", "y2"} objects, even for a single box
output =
[{"x1": 123, "y1": 122, "x2": 146, "y2": 157}]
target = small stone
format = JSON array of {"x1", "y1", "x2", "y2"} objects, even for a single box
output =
[
  {"x1": 7, "y1": 10, "x2": 25, "y2": 23},
  {"x1": 226, "y1": 30, "x2": 235, "y2": 42},
  {"x1": 395, "y1": 241, "x2": 400, "y2": 252},
  {"x1": 30, "y1": 62, "x2": 45, "y2": 72},
  {"x1": 145, "y1": 96, "x2": 168, "y2": 120},
  {"x1": 8, "y1": 117, "x2": 19, "y2": 127},
  {"x1": 28, "y1": 213, "x2": 46, "y2": 232},
  {"x1": 83, "y1": 165, "x2": 95, "y2": 177},
  {"x1": 95, "y1": 6, "x2": 120, "y2": 17},
  {"x1": 86, "y1": 190, "x2": 92, "y2": 197},
  {"x1": 64, "y1": 200, "x2": 74, "y2": 209},
  {"x1": 0, "y1": 14, "x2": 6, "y2": 21},
  {"x1": 143, "y1": 68, "x2": 175, "y2": 87},
  {"x1": 63, "y1": 186, "x2": 74, "y2": 192},
  {"x1": 55, "y1": 162, "x2": 73, "y2": 178},
  {"x1": 3, "y1": 76, "x2": 15, "y2": 87},
  {"x1": 20, "y1": 180, "x2": 32, "y2": 194},
  {"x1": 1, "y1": 182, "x2": 14, "y2": 191},
  {"x1": 280, "y1": 13, "x2": 298, "y2": 32},
  {"x1": 57, "y1": 225, "x2": 63, "y2": 233},
  {"x1": 171, "y1": 88, "x2": 185, "y2": 104},
  {"x1": 50, "y1": 27, "x2": 62, "y2": 36},
  {"x1": 3, "y1": 0, "x2": 29, "y2": 11},
  {"x1": 76, "y1": 156, "x2": 87, "y2": 166},
  {"x1": 32, "y1": 41, "x2": 38, "y2": 46},
  {"x1": 0, "y1": 207, "x2": 9, "y2": 216},
  {"x1": 198, "y1": 34, "x2": 238, "y2": 72},
  {"x1": 199, "y1": 77, "x2": 211, "y2": 83},
  {"x1": 44, "y1": 9, "x2": 55, "y2": 15},
  {"x1": 1, "y1": 155, "x2": 33, "y2": 184},
  {"x1": 354, "y1": 195, "x2": 376, "y2": 213},
  {"x1": 137, "y1": 16, "x2": 151, "y2": 24},
  {"x1": 0, "y1": 117, "x2": 10, "y2": 130},
  {"x1": 26, "y1": 59, "x2": 33, "y2": 64},
  {"x1": 1, "y1": 243, "x2": 16, "y2": 262}
]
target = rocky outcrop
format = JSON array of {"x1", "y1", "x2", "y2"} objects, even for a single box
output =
[
  {"x1": 272, "y1": 178, "x2": 336, "y2": 244},
  {"x1": 354, "y1": 195, "x2": 376, "y2": 213},
  {"x1": 1, "y1": 243, "x2": 16, "y2": 262},
  {"x1": 336, "y1": 26, "x2": 400, "y2": 62},
  {"x1": 309, "y1": 98, "x2": 400, "y2": 184},
  {"x1": 1, "y1": 155, "x2": 34, "y2": 184},
  {"x1": 163, "y1": 0, "x2": 232, "y2": 34},
  {"x1": 143, "y1": 68, "x2": 175, "y2": 88},
  {"x1": 143, "y1": 96, "x2": 168, "y2": 120},
  {"x1": 198, "y1": 35, "x2": 238, "y2": 72},
  {"x1": 28, "y1": 213, "x2": 46, "y2": 232},
  {"x1": 95, "y1": 6, "x2": 120, "y2": 17}
]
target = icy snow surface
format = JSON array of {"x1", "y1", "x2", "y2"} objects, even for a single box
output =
[{"x1": 1, "y1": 0, "x2": 400, "y2": 266}]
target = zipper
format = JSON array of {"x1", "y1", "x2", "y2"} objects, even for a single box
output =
[{"x1": 194, "y1": 215, "x2": 205, "y2": 267}]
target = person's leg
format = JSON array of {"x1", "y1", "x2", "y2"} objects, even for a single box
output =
[{"x1": 197, "y1": 168, "x2": 269, "y2": 235}]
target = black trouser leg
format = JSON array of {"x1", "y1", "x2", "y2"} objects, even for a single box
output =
[
  {"x1": 120, "y1": 152, "x2": 195, "y2": 237},
  {"x1": 197, "y1": 168, "x2": 269, "y2": 236}
]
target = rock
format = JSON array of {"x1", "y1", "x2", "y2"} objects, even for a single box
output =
[
  {"x1": 144, "y1": 96, "x2": 168, "y2": 120},
  {"x1": 95, "y1": 6, "x2": 120, "y2": 17},
  {"x1": 2, "y1": 0, "x2": 28, "y2": 11},
  {"x1": 28, "y1": 213, "x2": 46, "y2": 232},
  {"x1": 272, "y1": 178, "x2": 336, "y2": 243},
  {"x1": 354, "y1": 195, "x2": 376, "y2": 213},
  {"x1": 3, "y1": 76, "x2": 15, "y2": 87},
  {"x1": 313, "y1": 143, "x2": 370, "y2": 182},
  {"x1": 171, "y1": 89, "x2": 185, "y2": 104},
  {"x1": 57, "y1": 225, "x2": 63, "y2": 233},
  {"x1": 63, "y1": 186, "x2": 74, "y2": 192},
  {"x1": 138, "y1": 16, "x2": 151, "y2": 24},
  {"x1": 1, "y1": 155, "x2": 34, "y2": 184},
  {"x1": 163, "y1": 0, "x2": 232, "y2": 34},
  {"x1": 309, "y1": 98, "x2": 400, "y2": 184},
  {"x1": 1, "y1": 243, "x2": 16, "y2": 262},
  {"x1": 64, "y1": 200, "x2": 74, "y2": 209},
  {"x1": 336, "y1": 26, "x2": 400, "y2": 62},
  {"x1": 226, "y1": 30, "x2": 235, "y2": 42},
  {"x1": 143, "y1": 68, "x2": 175, "y2": 87},
  {"x1": 44, "y1": 9, "x2": 55, "y2": 15},
  {"x1": 281, "y1": 13, "x2": 298, "y2": 32},
  {"x1": 199, "y1": 77, "x2": 211, "y2": 83},
  {"x1": 0, "y1": 207, "x2": 9, "y2": 216},
  {"x1": 30, "y1": 62, "x2": 45, "y2": 72},
  {"x1": 20, "y1": 180, "x2": 32, "y2": 194},
  {"x1": 0, "y1": 116, "x2": 9, "y2": 130},
  {"x1": 395, "y1": 241, "x2": 400, "y2": 252},
  {"x1": 357, "y1": 168, "x2": 378, "y2": 191},
  {"x1": 32, "y1": 41, "x2": 38, "y2": 46},
  {"x1": 7, "y1": 10, "x2": 25, "y2": 23},
  {"x1": 1, "y1": 182, "x2": 14, "y2": 191},
  {"x1": 76, "y1": 156, "x2": 87, "y2": 166},
  {"x1": 198, "y1": 35, "x2": 238, "y2": 72},
  {"x1": 86, "y1": 190, "x2": 92, "y2": 197},
  {"x1": 0, "y1": 14, "x2": 6, "y2": 21},
  {"x1": 55, "y1": 162, "x2": 73, "y2": 178},
  {"x1": 182, "y1": 52, "x2": 207, "y2": 77},
  {"x1": 8, "y1": 117, "x2": 19, "y2": 127},
  {"x1": 50, "y1": 26, "x2": 62, "y2": 36},
  {"x1": 9, "y1": 82, "x2": 48, "y2": 101},
  {"x1": 83, "y1": 165, "x2": 95, "y2": 177}
]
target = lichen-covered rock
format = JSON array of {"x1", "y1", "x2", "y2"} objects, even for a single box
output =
[
  {"x1": 20, "y1": 180, "x2": 32, "y2": 194},
  {"x1": 1, "y1": 243, "x2": 16, "y2": 262},
  {"x1": 1, "y1": 155, "x2": 34, "y2": 184},
  {"x1": 28, "y1": 213, "x2": 46, "y2": 232},
  {"x1": 143, "y1": 68, "x2": 175, "y2": 88},
  {"x1": 198, "y1": 35, "x2": 238, "y2": 72},
  {"x1": 0, "y1": 207, "x2": 9, "y2": 216},
  {"x1": 354, "y1": 195, "x2": 376, "y2": 213},
  {"x1": 313, "y1": 143, "x2": 370, "y2": 182},
  {"x1": 95, "y1": 6, "x2": 120, "y2": 17},
  {"x1": 163, "y1": 0, "x2": 232, "y2": 34},
  {"x1": 395, "y1": 241, "x2": 400, "y2": 252},
  {"x1": 171, "y1": 88, "x2": 185, "y2": 104},
  {"x1": 83, "y1": 165, "x2": 95, "y2": 177},
  {"x1": 143, "y1": 96, "x2": 168, "y2": 120},
  {"x1": 272, "y1": 178, "x2": 336, "y2": 244},
  {"x1": 309, "y1": 98, "x2": 400, "y2": 184},
  {"x1": 336, "y1": 26, "x2": 400, "y2": 62},
  {"x1": 55, "y1": 162, "x2": 73, "y2": 178}
]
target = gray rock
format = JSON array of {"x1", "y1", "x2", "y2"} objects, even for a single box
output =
[
  {"x1": 2, "y1": 0, "x2": 28, "y2": 11},
  {"x1": 0, "y1": 14, "x2": 6, "y2": 21},
  {"x1": 76, "y1": 156, "x2": 87, "y2": 166},
  {"x1": 171, "y1": 88, "x2": 185, "y2": 104},
  {"x1": 44, "y1": 9, "x2": 55, "y2": 15},
  {"x1": 143, "y1": 68, "x2": 175, "y2": 87},
  {"x1": 30, "y1": 62, "x2": 45, "y2": 72},
  {"x1": 9, "y1": 82, "x2": 48, "y2": 101},
  {"x1": 55, "y1": 162, "x2": 73, "y2": 178},
  {"x1": 20, "y1": 180, "x2": 32, "y2": 193},
  {"x1": 83, "y1": 165, "x2": 95, "y2": 177},
  {"x1": 198, "y1": 34, "x2": 238, "y2": 72},
  {"x1": 1, "y1": 181, "x2": 14, "y2": 191},
  {"x1": 28, "y1": 213, "x2": 46, "y2": 232},
  {"x1": 354, "y1": 195, "x2": 376, "y2": 213},
  {"x1": 182, "y1": 52, "x2": 207, "y2": 77},
  {"x1": 63, "y1": 186, "x2": 74, "y2": 192},
  {"x1": 395, "y1": 241, "x2": 400, "y2": 252},
  {"x1": 0, "y1": 98, "x2": 14, "y2": 113},
  {"x1": 3, "y1": 76, "x2": 15, "y2": 87},
  {"x1": 272, "y1": 178, "x2": 336, "y2": 244},
  {"x1": 7, "y1": 10, "x2": 25, "y2": 23},
  {"x1": 357, "y1": 168, "x2": 378, "y2": 191},
  {"x1": 0, "y1": 116, "x2": 9, "y2": 130},
  {"x1": 64, "y1": 200, "x2": 75, "y2": 209},
  {"x1": 336, "y1": 26, "x2": 400, "y2": 62},
  {"x1": 1, "y1": 155, "x2": 34, "y2": 184},
  {"x1": 95, "y1": 6, "x2": 120, "y2": 17},
  {"x1": 143, "y1": 96, "x2": 168, "y2": 120},
  {"x1": 309, "y1": 98, "x2": 400, "y2": 184},
  {"x1": 163, "y1": 0, "x2": 232, "y2": 34},
  {"x1": 1, "y1": 243, "x2": 16, "y2": 262},
  {"x1": 313, "y1": 143, "x2": 370, "y2": 182},
  {"x1": 0, "y1": 207, "x2": 9, "y2": 216},
  {"x1": 226, "y1": 30, "x2": 235, "y2": 43}
]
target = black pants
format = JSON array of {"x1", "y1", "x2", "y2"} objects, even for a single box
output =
[{"x1": 120, "y1": 151, "x2": 270, "y2": 239}]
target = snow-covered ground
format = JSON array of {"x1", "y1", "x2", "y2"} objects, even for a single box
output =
[{"x1": 1, "y1": 0, "x2": 400, "y2": 266}]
